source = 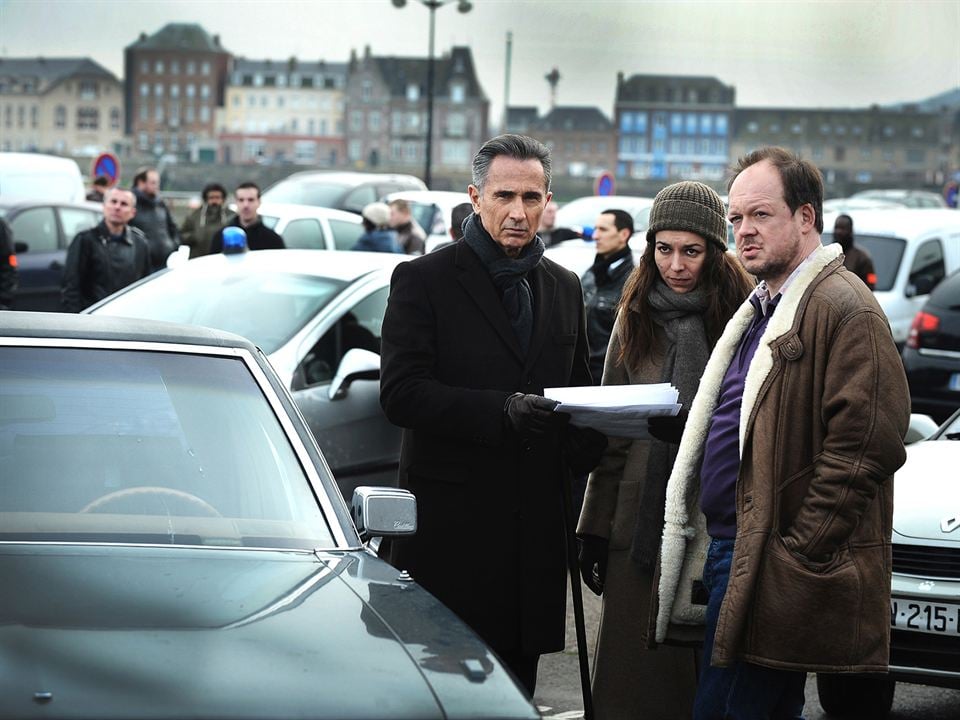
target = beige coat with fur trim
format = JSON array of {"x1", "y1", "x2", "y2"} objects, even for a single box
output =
[{"x1": 655, "y1": 243, "x2": 910, "y2": 672}]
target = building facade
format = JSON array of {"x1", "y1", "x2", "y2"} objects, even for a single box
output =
[
  {"x1": 529, "y1": 106, "x2": 616, "y2": 178},
  {"x1": 124, "y1": 23, "x2": 231, "y2": 160},
  {"x1": 218, "y1": 58, "x2": 346, "y2": 166},
  {"x1": 344, "y1": 45, "x2": 488, "y2": 176},
  {"x1": 730, "y1": 105, "x2": 947, "y2": 190},
  {"x1": 0, "y1": 57, "x2": 124, "y2": 155},
  {"x1": 614, "y1": 73, "x2": 735, "y2": 182}
]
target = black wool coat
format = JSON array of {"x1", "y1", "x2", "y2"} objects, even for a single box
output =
[{"x1": 380, "y1": 239, "x2": 592, "y2": 657}]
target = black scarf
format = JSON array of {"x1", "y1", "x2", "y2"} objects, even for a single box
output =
[
  {"x1": 630, "y1": 280, "x2": 711, "y2": 569},
  {"x1": 462, "y1": 214, "x2": 544, "y2": 356},
  {"x1": 590, "y1": 245, "x2": 632, "y2": 287}
]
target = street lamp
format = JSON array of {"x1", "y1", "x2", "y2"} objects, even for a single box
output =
[{"x1": 391, "y1": 0, "x2": 473, "y2": 188}]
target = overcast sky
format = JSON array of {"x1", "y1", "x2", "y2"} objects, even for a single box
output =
[{"x1": 1, "y1": 0, "x2": 958, "y2": 124}]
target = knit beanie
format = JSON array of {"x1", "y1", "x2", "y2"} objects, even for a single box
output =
[{"x1": 645, "y1": 181, "x2": 728, "y2": 251}]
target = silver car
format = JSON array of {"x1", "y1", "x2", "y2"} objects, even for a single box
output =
[{"x1": 88, "y1": 250, "x2": 407, "y2": 500}]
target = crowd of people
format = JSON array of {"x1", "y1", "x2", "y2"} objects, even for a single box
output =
[{"x1": 1, "y1": 135, "x2": 910, "y2": 719}]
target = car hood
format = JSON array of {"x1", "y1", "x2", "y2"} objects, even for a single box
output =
[
  {"x1": 0, "y1": 544, "x2": 536, "y2": 719},
  {"x1": 893, "y1": 441, "x2": 960, "y2": 542}
]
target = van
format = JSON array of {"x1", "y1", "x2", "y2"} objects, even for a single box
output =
[
  {"x1": 0, "y1": 152, "x2": 86, "y2": 204},
  {"x1": 822, "y1": 208, "x2": 960, "y2": 348},
  {"x1": 261, "y1": 171, "x2": 427, "y2": 215}
]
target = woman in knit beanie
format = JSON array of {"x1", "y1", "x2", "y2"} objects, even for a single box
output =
[{"x1": 576, "y1": 181, "x2": 754, "y2": 719}]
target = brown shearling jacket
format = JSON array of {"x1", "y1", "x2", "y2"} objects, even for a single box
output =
[{"x1": 655, "y1": 242, "x2": 910, "y2": 672}]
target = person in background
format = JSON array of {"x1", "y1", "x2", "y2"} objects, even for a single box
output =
[
  {"x1": 833, "y1": 213, "x2": 876, "y2": 290},
  {"x1": 129, "y1": 166, "x2": 180, "y2": 273},
  {"x1": 581, "y1": 208, "x2": 636, "y2": 384},
  {"x1": 61, "y1": 188, "x2": 150, "y2": 312},
  {"x1": 86, "y1": 175, "x2": 110, "y2": 202},
  {"x1": 430, "y1": 202, "x2": 473, "y2": 252},
  {"x1": 538, "y1": 199, "x2": 579, "y2": 246},
  {"x1": 0, "y1": 218, "x2": 17, "y2": 310},
  {"x1": 180, "y1": 182, "x2": 235, "y2": 258},
  {"x1": 379, "y1": 134, "x2": 604, "y2": 696},
  {"x1": 210, "y1": 182, "x2": 284, "y2": 253},
  {"x1": 388, "y1": 198, "x2": 427, "y2": 255},
  {"x1": 656, "y1": 147, "x2": 909, "y2": 719},
  {"x1": 577, "y1": 182, "x2": 753, "y2": 720},
  {"x1": 353, "y1": 202, "x2": 402, "y2": 253}
]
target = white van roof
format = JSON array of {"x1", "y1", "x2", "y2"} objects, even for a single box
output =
[
  {"x1": 823, "y1": 208, "x2": 960, "y2": 239},
  {"x1": 0, "y1": 152, "x2": 86, "y2": 204}
]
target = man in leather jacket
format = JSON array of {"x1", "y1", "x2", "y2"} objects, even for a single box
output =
[{"x1": 129, "y1": 166, "x2": 180, "y2": 272}]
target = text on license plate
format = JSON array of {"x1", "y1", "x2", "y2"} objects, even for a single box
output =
[{"x1": 891, "y1": 599, "x2": 960, "y2": 636}]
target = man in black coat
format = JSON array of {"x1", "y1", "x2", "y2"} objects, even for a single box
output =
[
  {"x1": 380, "y1": 134, "x2": 602, "y2": 695},
  {"x1": 129, "y1": 166, "x2": 180, "y2": 273},
  {"x1": 210, "y1": 182, "x2": 284, "y2": 253}
]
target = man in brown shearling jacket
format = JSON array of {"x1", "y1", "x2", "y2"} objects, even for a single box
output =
[{"x1": 655, "y1": 146, "x2": 910, "y2": 719}]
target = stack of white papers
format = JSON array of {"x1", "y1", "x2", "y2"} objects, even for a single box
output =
[{"x1": 543, "y1": 383, "x2": 681, "y2": 439}]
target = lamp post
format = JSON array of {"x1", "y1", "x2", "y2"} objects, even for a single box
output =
[{"x1": 391, "y1": 0, "x2": 472, "y2": 188}]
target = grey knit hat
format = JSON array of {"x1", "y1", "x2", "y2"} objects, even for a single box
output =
[{"x1": 645, "y1": 181, "x2": 727, "y2": 251}]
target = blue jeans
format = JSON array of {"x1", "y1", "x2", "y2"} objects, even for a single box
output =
[{"x1": 693, "y1": 538, "x2": 806, "y2": 720}]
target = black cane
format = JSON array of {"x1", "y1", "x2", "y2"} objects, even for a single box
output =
[{"x1": 558, "y1": 452, "x2": 595, "y2": 720}]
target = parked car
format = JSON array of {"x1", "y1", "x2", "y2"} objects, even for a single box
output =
[
  {"x1": 0, "y1": 310, "x2": 539, "y2": 720},
  {"x1": 902, "y1": 269, "x2": 960, "y2": 423},
  {"x1": 554, "y1": 194, "x2": 656, "y2": 239},
  {"x1": 87, "y1": 250, "x2": 407, "y2": 499},
  {"x1": 816, "y1": 408, "x2": 960, "y2": 717},
  {"x1": 257, "y1": 202, "x2": 365, "y2": 250},
  {"x1": 0, "y1": 151, "x2": 86, "y2": 204},
  {"x1": 0, "y1": 198, "x2": 103, "y2": 310},
  {"x1": 822, "y1": 197, "x2": 904, "y2": 213},
  {"x1": 851, "y1": 188, "x2": 949, "y2": 209},
  {"x1": 383, "y1": 189, "x2": 472, "y2": 252},
  {"x1": 262, "y1": 171, "x2": 427, "y2": 215},
  {"x1": 822, "y1": 208, "x2": 960, "y2": 348}
]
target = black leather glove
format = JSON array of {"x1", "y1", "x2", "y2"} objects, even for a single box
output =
[
  {"x1": 564, "y1": 425, "x2": 607, "y2": 475},
  {"x1": 577, "y1": 534, "x2": 609, "y2": 596},
  {"x1": 647, "y1": 409, "x2": 688, "y2": 444},
  {"x1": 503, "y1": 393, "x2": 559, "y2": 437}
]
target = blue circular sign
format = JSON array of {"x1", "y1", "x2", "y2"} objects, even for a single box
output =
[
  {"x1": 595, "y1": 172, "x2": 615, "y2": 196},
  {"x1": 92, "y1": 152, "x2": 120, "y2": 185}
]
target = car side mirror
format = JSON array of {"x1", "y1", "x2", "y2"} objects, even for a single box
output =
[
  {"x1": 351, "y1": 486, "x2": 417, "y2": 541},
  {"x1": 905, "y1": 413, "x2": 939, "y2": 445},
  {"x1": 328, "y1": 347, "x2": 380, "y2": 400},
  {"x1": 909, "y1": 276, "x2": 936, "y2": 297},
  {"x1": 14, "y1": 241, "x2": 28, "y2": 253}
]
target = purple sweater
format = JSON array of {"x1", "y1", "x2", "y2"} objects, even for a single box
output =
[{"x1": 699, "y1": 295, "x2": 778, "y2": 539}]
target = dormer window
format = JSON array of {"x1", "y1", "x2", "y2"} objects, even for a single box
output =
[
  {"x1": 450, "y1": 83, "x2": 465, "y2": 103},
  {"x1": 406, "y1": 84, "x2": 420, "y2": 102}
]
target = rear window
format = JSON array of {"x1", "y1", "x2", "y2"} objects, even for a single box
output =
[{"x1": 824, "y1": 233, "x2": 905, "y2": 292}]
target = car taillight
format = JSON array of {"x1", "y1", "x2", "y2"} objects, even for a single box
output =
[{"x1": 906, "y1": 311, "x2": 940, "y2": 349}]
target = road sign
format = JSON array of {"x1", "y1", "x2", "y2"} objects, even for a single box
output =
[
  {"x1": 594, "y1": 172, "x2": 615, "y2": 197},
  {"x1": 91, "y1": 152, "x2": 120, "y2": 186}
]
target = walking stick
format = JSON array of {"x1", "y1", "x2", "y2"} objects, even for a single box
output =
[{"x1": 558, "y1": 453, "x2": 595, "y2": 720}]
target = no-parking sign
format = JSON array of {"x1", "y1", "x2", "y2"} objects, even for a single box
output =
[
  {"x1": 91, "y1": 152, "x2": 120, "y2": 186},
  {"x1": 594, "y1": 171, "x2": 615, "y2": 196}
]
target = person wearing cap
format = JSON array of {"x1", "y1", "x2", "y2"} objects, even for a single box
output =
[
  {"x1": 210, "y1": 182, "x2": 284, "y2": 253},
  {"x1": 576, "y1": 181, "x2": 753, "y2": 719},
  {"x1": 654, "y1": 147, "x2": 909, "y2": 719},
  {"x1": 353, "y1": 202, "x2": 402, "y2": 253}
]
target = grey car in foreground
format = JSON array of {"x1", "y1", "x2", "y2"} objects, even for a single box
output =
[{"x1": 0, "y1": 312, "x2": 539, "y2": 720}]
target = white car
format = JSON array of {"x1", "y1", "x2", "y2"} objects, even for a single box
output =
[
  {"x1": 253, "y1": 202, "x2": 365, "y2": 251},
  {"x1": 555, "y1": 194, "x2": 656, "y2": 239},
  {"x1": 816, "y1": 409, "x2": 960, "y2": 717},
  {"x1": 384, "y1": 189, "x2": 472, "y2": 253},
  {"x1": 87, "y1": 250, "x2": 409, "y2": 500},
  {"x1": 822, "y1": 208, "x2": 960, "y2": 348}
]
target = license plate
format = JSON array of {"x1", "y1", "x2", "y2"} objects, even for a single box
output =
[
  {"x1": 949, "y1": 373, "x2": 960, "y2": 392},
  {"x1": 891, "y1": 599, "x2": 960, "y2": 636}
]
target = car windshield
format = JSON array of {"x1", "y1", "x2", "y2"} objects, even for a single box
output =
[
  {"x1": 0, "y1": 346, "x2": 334, "y2": 548},
  {"x1": 93, "y1": 264, "x2": 348, "y2": 354},
  {"x1": 262, "y1": 179, "x2": 351, "y2": 207},
  {"x1": 823, "y1": 233, "x2": 906, "y2": 292},
  {"x1": 936, "y1": 412, "x2": 960, "y2": 441}
]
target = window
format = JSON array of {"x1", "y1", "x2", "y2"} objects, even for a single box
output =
[
  {"x1": 76, "y1": 107, "x2": 98, "y2": 130},
  {"x1": 348, "y1": 139, "x2": 362, "y2": 161},
  {"x1": 31, "y1": 105, "x2": 39, "y2": 128},
  {"x1": 686, "y1": 113, "x2": 697, "y2": 135},
  {"x1": 350, "y1": 110, "x2": 364, "y2": 132},
  {"x1": 293, "y1": 287, "x2": 389, "y2": 387},
  {"x1": 201, "y1": 84, "x2": 210, "y2": 99},
  {"x1": 186, "y1": 61, "x2": 196, "y2": 75},
  {"x1": 715, "y1": 114, "x2": 728, "y2": 135},
  {"x1": 254, "y1": 73, "x2": 264, "y2": 87},
  {"x1": 140, "y1": 60, "x2": 149, "y2": 74},
  {"x1": 281, "y1": 218, "x2": 325, "y2": 250},
  {"x1": 392, "y1": 111, "x2": 403, "y2": 133},
  {"x1": 746, "y1": 121, "x2": 759, "y2": 133},
  {"x1": 170, "y1": 84, "x2": 179, "y2": 99},
  {"x1": 232, "y1": 95, "x2": 240, "y2": 107},
  {"x1": 362, "y1": 80, "x2": 372, "y2": 101},
  {"x1": 391, "y1": 141, "x2": 402, "y2": 161},
  {"x1": 79, "y1": 81, "x2": 97, "y2": 100},
  {"x1": 329, "y1": 219, "x2": 364, "y2": 251},
  {"x1": 58, "y1": 207, "x2": 100, "y2": 240},
  {"x1": 155, "y1": 60, "x2": 164, "y2": 74},
  {"x1": 368, "y1": 111, "x2": 381, "y2": 131},
  {"x1": 186, "y1": 84, "x2": 195, "y2": 98},
  {"x1": 170, "y1": 60, "x2": 179, "y2": 75},
  {"x1": 912, "y1": 126, "x2": 924, "y2": 138},
  {"x1": 700, "y1": 114, "x2": 713, "y2": 134},
  {"x1": 168, "y1": 102, "x2": 180, "y2": 124},
  {"x1": 140, "y1": 83, "x2": 149, "y2": 97},
  {"x1": 906, "y1": 149, "x2": 926, "y2": 164},
  {"x1": 200, "y1": 106, "x2": 210, "y2": 122},
  {"x1": 620, "y1": 112, "x2": 633, "y2": 133},
  {"x1": 17, "y1": 106, "x2": 25, "y2": 128},
  {"x1": 670, "y1": 113, "x2": 683, "y2": 134},
  {"x1": 138, "y1": 131, "x2": 149, "y2": 150},
  {"x1": 294, "y1": 140, "x2": 317, "y2": 163},
  {"x1": 10, "y1": 207, "x2": 58, "y2": 252},
  {"x1": 441, "y1": 139, "x2": 471, "y2": 166},
  {"x1": 909, "y1": 239, "x2": 945, "y2": 295},
  {"x1": 406, "y1": 112, "x2": 420, "y2": 130},
  {"x1": 201, "y1": 61, "x2": 211, "y2": 75},
  {"x1": 447, "y1": 112, "x2": 465, "y2": 136},
  {"x1": 155, "y1": 105, "x2": 164, "y2": 123},
  {"x1": 154, "y1": 83, "x2": 164, "y2": 98},
  {"x1": 450, "y1": 83, "x2": 465, "y2": 103},
  {"x1": 185, "y1": 105, "x2": 194, "y2": 123},
  {"x1": 406, "y1": 84, "x2": 420, "y2": 102}
]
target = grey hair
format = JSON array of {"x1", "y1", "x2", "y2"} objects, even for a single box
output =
[{"x1": 472, "y1": 134, "x2": 552, "y2": 193}]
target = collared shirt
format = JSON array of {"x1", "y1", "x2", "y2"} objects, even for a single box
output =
[{"x1": 699, "y1": 245, "x2": 822, "y2": 538}]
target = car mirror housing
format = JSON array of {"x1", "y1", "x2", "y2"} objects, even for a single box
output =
[
  {"x1": 351, "y1": 486, "x2": 417, "y2": 541},
  {"x1": 328, "y1": 348, "x2": 380, "y2": 400}
]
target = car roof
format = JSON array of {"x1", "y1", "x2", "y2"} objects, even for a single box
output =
[
  {"x1": 0, "y1": 198, "x2": 103, "y2": 212},
  {"x1": 0, "y1": 310, "x2": 256, "y2": 350},
  {"x1": 385, "y1": 190, "x2": 471, "y2": 205},
  {"x1": 822, "y1": 208, "x2": 960, "y2": 238},
  {"x1": 166, "y1": 249, "x2": 408, "y2": 283},
  {"x1": 256, "y1": 202, "x2": 363, "y2": 222},
  {"x1": 275, "y1": 170, "x2": 426, "y2": 186}
]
